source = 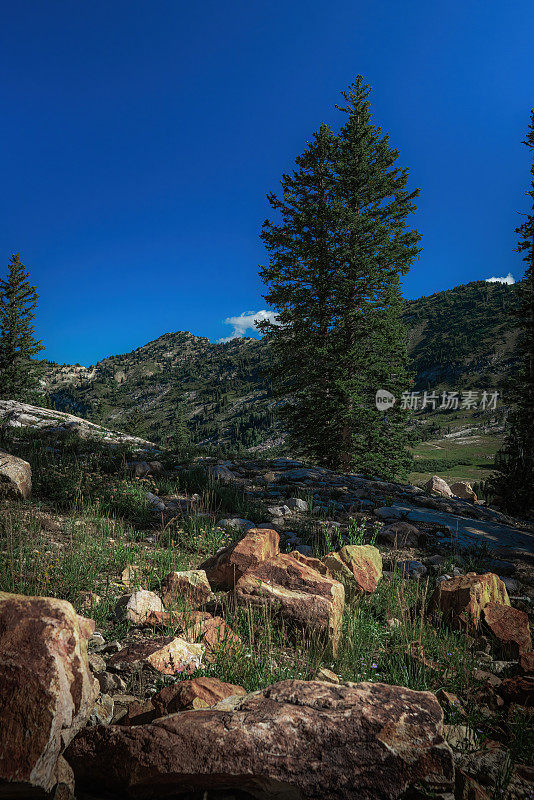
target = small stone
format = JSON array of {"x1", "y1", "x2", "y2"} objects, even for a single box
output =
[
  {"x1": 443, "y1": 724, "x2": 477, "y2": 750},
  {"x1": 114, "y1": 590, "x2": 165, "y2": 625},
  {"x1": 286, "y1": 498, "x2": 308, "y2": 512},
  {"x1": 396, "y1": 560, "x2": 427, "y2": 579},
  {"x1": 267, "y1": 505, "x2": 290, "y2": 517},
  {"x1": 89, "y1": 694, "x2": 114, "y2": 726},
  {"x1": 88, "y1": 653, "x2": 106, "y2": 673},
  {"x1": 97, "y1": 672, "x2": 126, "y2": 694},
  {"x1": 160, "y1": 570, "x2": 214, "y2": 608},
  {"x1": 316, "y1": 667, "x2": 340, "y2": 684}
]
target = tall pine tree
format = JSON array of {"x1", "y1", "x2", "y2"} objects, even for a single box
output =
[
  {"x1": 0, "y1": 254, "x2": 44, "y2": 401},
  {"x1": 490, "y1": 111, "x2": 534, "y2": 515},
  {"x1": 260, "y1": 78, "x2": 420, "y2": 479}
]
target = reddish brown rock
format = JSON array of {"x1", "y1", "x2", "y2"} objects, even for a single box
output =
[
  {"x1": 519, "y1": 651, "x2": 534, "y2": 675},
  {"x1": 0, "y1": 593, "x2": 98, "y2": 797},
  {"x1": 143, "y1": 609, "x2": 212, "y2": 629},
  {"x1": 198, "y1": 528, "x2": 280, "y2": 590},
  {"x1": 66, "y1": 680, "x2": 454, "y2": 800},
  {"x1": 289, "y1": 549, "x2": 331, "y2": 575},
  {"x1": 160, "y1": 569, "x2": 214, "y2": 608},
  {"x1": 119, "y1": 678, "x2": 246, "y2": 727},
  {"x1": 107, "y1": 636, "x2": 203, "y2": 676},
  {"x1": 323, "y1": 544, "x2": 382, "y2": 594},
  {"x1": 182, "y1": 615, "x2": 242, "y2": 662},
  {"x1": 498, "y1": 675, "x2": 534, "y2": 706},
  {"x1": 235, "y1": 553, "x2": 344, "y2": 654},
  {"x1": 482, "y1": 602, "x2": 532, "y2": 657},
  {"x1": 154, "y1": 677, "x2": 246, "y2": 714},
  {"x1": 429, "y1": 572, "x2": 510, "y2": 630},
  {"x1": 0, "y1": 449, "x2": 31, "y2": 499},
  {"x1": 455, "y1": 769, "x2": 490, "y2": 800}
]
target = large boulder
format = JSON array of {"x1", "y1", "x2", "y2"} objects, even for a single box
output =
[
  {"x1": 66, "y1": 680, "x2": 454, "y2": 800},
  {"x1": 424, "y1": 475, "x2": 454, "y2": 498},
  {"x1": 429, "y1": 572, "x2": 510, "y2": 629},
  {"x1": 235, "y1": 553, "x2": 344, "y2": 654},
  {"x1": 160, "y1": 570, "x2": 214, "y2": 608},
  {"x1": 198, "y1": 528, "x2": 280, "y2": 590},
  {"x1": 0, "y1": 593, "x2": 98, "y2": 797},
  {"x1": 450, "y1": 481, "x2": 477, "y2": 501},
  {"x1": 323, "y1": 544, "x2": 382, "y2": 594},
  {"x1": 0, "y1": 449, "x2": 31, "y2": 499},
  {"x1": 482, "y1": 602, "x2": 532, "y2": 657}
]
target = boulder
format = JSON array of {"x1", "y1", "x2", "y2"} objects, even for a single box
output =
[
  {"x1": 199, "y1": 528, "x2": 280, "y2": 590},
  {"x1": 114, "y1": 590, "x2": 165, "y2": 624},
  {"x1": 429, "y1": 572, "x2": 510, "y2": 629},
  {"x1": 160, "y1": 569, "x2": 214, "y2": 608},
  {"x1": 323, "y1": 544, "x2": 382, "y2": 593},
  {"x1": 0, "y1": 593, "x2": 98, "y2": 797},
  {"x1": 450, "y1": 481, "x2": 477, "y2": 501},
  {"x1": 377, "y1": 521, "x2": 422, "y2": 548},
  {"x1": 424, "y1": 475, "x2": 454, "y2": 498},
  {"x1": 482, "y1": 602, "x2": 532, "y2": 657},
  {"x1": 66, "y1": 680, "x2": 454, "y2": 800},
  {"x1": 209, "y1": 465, "x2": 236, "y2": 482},
  {"x1": 235, "y1": 553, "x2": 344, "y2": 654},
  {"x1": 0, "y1": 449, "x2": 31, "y2": 499},
  {"x1": 107, "y1": 636, "x2": 203, "y2": 676}
]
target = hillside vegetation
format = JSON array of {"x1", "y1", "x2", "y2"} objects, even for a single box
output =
[{"x1": 42, "y1": 280, "x2": 519, "y2": 460}]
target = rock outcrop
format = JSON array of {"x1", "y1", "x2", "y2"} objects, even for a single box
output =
[
  {"x1": 65, "y1": 680, "x2": 454, "y2": 800},
  {"x1": 0, "y1": 593, "x2": 98, "y2": 797}
]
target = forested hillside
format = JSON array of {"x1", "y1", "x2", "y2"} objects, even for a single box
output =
[{"x1": 41, "y1": 280, "x2": 520, "y2": 452}]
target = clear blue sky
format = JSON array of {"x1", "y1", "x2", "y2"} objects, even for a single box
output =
[{"x1": 1, "y1": 0, "x2": 533, "y2": 365}]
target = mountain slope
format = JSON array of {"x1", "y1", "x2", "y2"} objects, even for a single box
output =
[{"x1": 42, "y1": 280, "x2": 520, "y2": 453}]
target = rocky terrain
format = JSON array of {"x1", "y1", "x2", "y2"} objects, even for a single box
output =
[
  {"x1": 0, "y1": 406, "x2": 533, "y2": 799},
  {"x1": 40, "y1": 280, "x2": 519, "y2": 456}
]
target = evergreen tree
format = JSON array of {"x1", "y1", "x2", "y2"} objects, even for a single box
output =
[
  {"x1": 490, "y1": 111, "x2": 534, "y2": 515},
  {"x1": 0, "y1": 254, "x2": 44, "y2": 401},
  {"x1": 165, "y1": 388, "x2": 190, "y2": 456},
  {"x1": 259, "y1": 77, "x2": 420, "y2": 479}
]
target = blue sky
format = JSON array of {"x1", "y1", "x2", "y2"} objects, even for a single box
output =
[{"x1": 1, "y1": 0, "x2": 533, "y2": 365}]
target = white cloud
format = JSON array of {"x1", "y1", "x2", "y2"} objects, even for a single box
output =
[
  {"x1": 217, "y1": 310, "x2": 278, "y2": 343},
  {"x1": 485, "y1": 272, "x2": 515, "y2": 285}
]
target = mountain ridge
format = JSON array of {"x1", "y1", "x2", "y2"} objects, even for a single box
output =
[{"x1": 41, "y1": 279, "x2": 520, "y2": 453}]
